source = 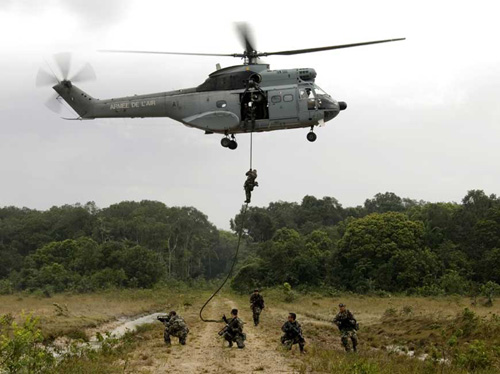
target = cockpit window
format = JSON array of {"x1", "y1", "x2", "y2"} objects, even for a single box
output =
[
  {"x1": 313, "y1": 86, "x2": 329, "y2": 96},
  {"x1": 283, "y1": 94, "x2": 293, "y2": 102},
  {"x1": 271, "y1": 95, "x2": 281, "y2": 103}
]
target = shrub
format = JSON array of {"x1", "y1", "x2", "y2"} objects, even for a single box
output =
[
  {"x1": 0, "y1": 279, "x2": 13, "y2": 295},
  {"x1": 401, "y1": 305, "x2": 413, "y2": 316},
  {"x1": 383, "y1": 307, "x2": 397, "y2": 318},
  {"x1": 439, "y1": 270, "x2": 469, "y2": 295},
  {"x1": 231, "y1": 262, "x2": 263, "y2": 293},
  {"x1": 0, "y1": 313, "x2": 55, "y2": 373},
  {"x1": 456, "y1": 340, "x2": 493, "y2": 370},
  {"x1": 481, "y1": 281, "x2": 500, "y2": 306},
  {"x1": 282, "y1": 282, "x2": 297, "y2": 303}
]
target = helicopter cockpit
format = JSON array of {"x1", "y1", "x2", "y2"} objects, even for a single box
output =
[{"x1": 299, "y1": 85, "x2": 336, "y2": 110}]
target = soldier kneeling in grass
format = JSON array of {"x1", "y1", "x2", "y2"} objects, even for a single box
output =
[
  {"x1": 281, "y1": 312, "x2": 305, "y2": 353},
  {"x1": 219, "y1": 308, "x2": 246, "y2": 348},
  {"x1": 158, "y1": 311, "x2": 189, "y2": 346},
  {"x1": 333, "y1": 303, "x2": 358, "y2": 352}
]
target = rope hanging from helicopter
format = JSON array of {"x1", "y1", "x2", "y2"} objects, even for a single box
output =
[
  {"x1": 199, "y1": 202, "x2": 249, "y2": 322},
  {"x1": 199, "y1": 134, "x2": 254, "y2": 323},
  {"x1": 199, "y1": 75, "x2": 261, "y2": 322}
]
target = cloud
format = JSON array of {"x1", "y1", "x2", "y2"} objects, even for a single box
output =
[{"x1": 55, "y1": 0, "x2": 131, "y2": 29}]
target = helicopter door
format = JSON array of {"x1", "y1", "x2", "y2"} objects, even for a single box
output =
[{"x1": 268, "y1": 88, "x2": 298, "y2": 120}]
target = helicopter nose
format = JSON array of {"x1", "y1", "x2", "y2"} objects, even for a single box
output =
[{"x1": 338, "y1": 101, "x2": 347, "y2": 111}]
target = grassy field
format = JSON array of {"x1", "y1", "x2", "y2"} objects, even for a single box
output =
[
  {"x1": 0, "y1": 288, "x2": 201, "y2": 341},
  {"x1": 1, "y1": 289, "x2": 500, "y2": 373}
]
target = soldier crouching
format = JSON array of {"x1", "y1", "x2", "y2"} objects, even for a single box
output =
[
  {"x1": 333, "y1": 303, "x2": 358, "y2": 352},
  {"x1": 158, "y1": 311, "x2": 189, "y2": 346},
  {"x1": 219, "y1": 308, "x2": 246, "y2": 348},
  {"x1": 281, "y1": 312, "x2": 305, "y2": 353}
]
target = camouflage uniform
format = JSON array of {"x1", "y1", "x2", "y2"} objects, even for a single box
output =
[
  {"x1": 333, "y1": 309, "x2": 358, "y2": 352},
  {"x1": 250, "y1": 293, "x2": 265, "y2": 326},
  {"x1": 163, "y1": 315, "x2": 189, "y2": 345},
  {"x1": 244, "y1": 169, "x2": 258, "y2": 204},
  {"x1": 281, "y1": 320, "x2": 305, "y2": 352},
  {"x1": 222, "y1": 317, "x2": 246, "y2": 348}
]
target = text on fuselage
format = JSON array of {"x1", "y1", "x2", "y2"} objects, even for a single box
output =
[{"x1": 110, "y1": 100, "x2": 156, "y2": 110}]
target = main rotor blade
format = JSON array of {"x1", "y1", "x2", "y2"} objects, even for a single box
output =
[
  {"x1": 36, "y1": 68, "x2": 58, "y2": 87},
  {"x1": 54, "y1": 52, "x2": 72, "y2": 80},
  {"x1": 99, "y1": 49, "x2": 239, "y2": 57},
  {"x1": 260, "y1": 38, "x2": 406, "y2": 57},
  {"x1": 70, "y1": 62, "x2": 96, "y2": 83},
  {"x1": 235, "y1": 22, "x2": 256, "y2": 54}
]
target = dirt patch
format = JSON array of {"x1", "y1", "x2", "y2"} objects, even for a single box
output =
[{"x1": 124, "y1": 295, "x2": 300, "y2": 373}]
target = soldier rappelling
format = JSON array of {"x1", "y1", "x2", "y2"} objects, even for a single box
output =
[{"x1": 244, "y1": 169, "x2": 258, "y2": 204}]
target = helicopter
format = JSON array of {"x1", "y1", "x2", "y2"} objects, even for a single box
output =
[{"x1": 36, "y1": 24, "x2": 405, "y2": 150}]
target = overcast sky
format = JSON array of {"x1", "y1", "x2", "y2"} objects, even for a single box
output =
[{"x1": 1, "y1": 0, "x2": 499, "y2": 229}]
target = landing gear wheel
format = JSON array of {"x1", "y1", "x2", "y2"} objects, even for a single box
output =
[
  {"x1": 307, "y1": 132, "x2": 317, "y2": 142},
  {"x1": 221, "y1": 137, "x2": 231, "y2": 148},
  {"x1": 228, "y1": 140, "x2": 238, "y2": 150}
]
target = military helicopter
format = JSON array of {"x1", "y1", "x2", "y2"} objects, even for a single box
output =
[{"x1": 36, "y1": 24, "x2": 404, "y2": 150}]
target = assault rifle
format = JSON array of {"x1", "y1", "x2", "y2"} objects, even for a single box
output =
[
  {"x1": 218, "y1": 314, "x2": 238, "y2": 336},
  {"x1": 290, "y1": 324, "x2": 304, "y2": 340},
  {"x1": 335, "y1": 318, "x2": 358, "y2": 331},
  {"x1": 157, "y1": 315, "x2": 171, "y2": 325}
]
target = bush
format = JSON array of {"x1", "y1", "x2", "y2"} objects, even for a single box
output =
[
  {"x1": 416, "y1": 284, "x2": 444, "y2": 296},
  {"x1": 0, "y1": 279, "x2": 13, "y2": 295},
  {"x1": 440, "y1": 271, "x2": 469, "y2": 295},
  {"x1": 231, "y1": 262, "x2": 263, "y2": 293},
  {"x1": 0, "y1": 313, "x2": 55, "y2": 373},
  {"x1": 456, "y1": 340, "x2": 493, "y2": 370},
  {"x1": 282, "y1": 282, "x2": 297, "y2": 303},
  {"x1": 458, "y1": 308, "x2": 479, "y2": 336},
  {"x1": 481, "y1": 281, "x2": 500, "y2": 306},
  {"x1": 401, "y1": 305, "x2": 413, "y2": 316},
  {"x1": 383, "y1": 308, "x2": 397, "y2": 318}
]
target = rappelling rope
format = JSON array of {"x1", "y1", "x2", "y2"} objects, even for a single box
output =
[
  {"x1": 199, "y1": 203, "x2": 249, "y2": 322},
  {"x1": 249, "y1": 131, "x2": 253, "y2": 170},
  {"x1": 199, "y1": 132, "x2": 254, "y2": 323}
]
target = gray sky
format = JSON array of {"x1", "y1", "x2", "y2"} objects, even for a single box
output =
[{"x1": 1, "y1": 0, "x2": 499, "y2": 229}]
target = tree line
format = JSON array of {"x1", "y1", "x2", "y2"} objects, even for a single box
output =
[
  {"x1": 1, "y1": 190, "x2": 499, "y2": 295},
  {"x1": 0, "y1": 201, "x2": 236, "y2": 293},
  {"x1": 231, "y1": 190, "x2": 500, "y2": 296}
]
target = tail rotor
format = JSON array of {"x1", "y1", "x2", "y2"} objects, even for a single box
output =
[{"x1": 36, "y1": 53, "x2": 96, "y2": 113}]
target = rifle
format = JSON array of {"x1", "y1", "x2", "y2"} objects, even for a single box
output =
[
  {"x1": 218, "y1": 315, "x2": 241, "y2": 336},
  {"x1": 286, "y1": 323, "x2": 304, "y2": 341},
  {"x1": 218, "y1": 314, "x2": 232, "y2": 336},
  {"x1": 157, "y1": 315, "x2": 171, "y2": 325},
  {"x1": 335, "y1": 318, "x2": 358, "y2": 331}
]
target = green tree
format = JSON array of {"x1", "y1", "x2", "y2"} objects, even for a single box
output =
[{"x1": 336, "y1": 212, "x2": 432, "y2": 291}]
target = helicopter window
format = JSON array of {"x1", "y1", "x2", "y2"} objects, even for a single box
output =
[
  {"x1": 313, "y1": 86, "x2": 328, "y2": 96},
  {"x1": 216, "y1": 100, "x2": 227, "y2": 108},
  {"x1": 271, "y1": 95, "x2": 281, "y2": 104},
  {"x1": 300, "y1": 88, "x2": 313, "y2": 99},
  {"x1": 283, "y1": 94, "x2": 294, "y2": 102}
]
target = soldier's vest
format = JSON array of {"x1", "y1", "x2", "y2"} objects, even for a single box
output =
[{"x1": 169, "y1": 317, "x2": 187, "y2": 332}]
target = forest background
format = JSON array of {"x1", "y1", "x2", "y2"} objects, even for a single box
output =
[{"x1": 1, "y1": 189, "x2": 499, "y2": 298}]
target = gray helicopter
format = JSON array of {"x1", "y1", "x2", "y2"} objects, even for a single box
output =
[{"x1": 36, "y1": 25, "x2": 404, "y2": 150}]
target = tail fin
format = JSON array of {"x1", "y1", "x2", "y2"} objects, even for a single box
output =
[{"x1": 52, "y1": 81, "x2": 96, "y2": 119}]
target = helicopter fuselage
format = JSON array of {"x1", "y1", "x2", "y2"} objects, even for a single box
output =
[{"x1": 53, "y1": 63, "x2": 346, "y2": 138}]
